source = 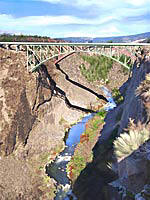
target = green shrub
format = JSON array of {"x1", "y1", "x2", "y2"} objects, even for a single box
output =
[
  {"x1": 96, "y1": 109, "x2": 107, "y2": 118},
  {"x1": 66, "y1": 153, "x2": 86, "y2": 179},
  {"x1": 112, "y1": 88, "x2": 124, "y2": 105},
  {"x1": 67, "y1": 111, "x2": 106, "y2": 182},
  {"x1": 80, "y1": 55, "x2": 113, "y2": 82}
]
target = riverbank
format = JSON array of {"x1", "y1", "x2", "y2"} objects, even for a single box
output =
[
  {"x1": 0, "y1": 48, "x2": 111, "y2": 199},
  {"x1": 0, "y1": 47, "x2": 130, "y2": 199},
  {"x1": 72, "y1": 53, "x2": 150, "y2": 200},
  {"x1": 67, "y1": 110, "x2": 106, "y2": 184}
]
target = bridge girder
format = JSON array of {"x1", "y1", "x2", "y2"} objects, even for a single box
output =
[
  {"x1": 0, "y1": 42, "x2": 149, "y2": 72},
  {"x1": 26, "y1": 44, "x2": 137, "y2": 72}
]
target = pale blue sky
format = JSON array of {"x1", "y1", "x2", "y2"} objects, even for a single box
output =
[{"x1": 0, "y1": 0, "x2": 150, "y2": 38}]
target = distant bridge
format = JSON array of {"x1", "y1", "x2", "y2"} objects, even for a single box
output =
[{"x1": 0, "y1": 42, "x2": 150, "y2": 72}]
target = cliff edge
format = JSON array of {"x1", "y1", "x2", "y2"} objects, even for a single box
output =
[{"x1": 73, "y1": 50, "x2": 150, "y2": 200}]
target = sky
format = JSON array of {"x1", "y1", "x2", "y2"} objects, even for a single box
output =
[{"x1": 0, "y1": 0, "x2": 150, "y2": 38}]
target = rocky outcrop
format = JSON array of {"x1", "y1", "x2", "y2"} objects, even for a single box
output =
[
  {"x1": 0, "y1": 156, "x2": 43, "y2": 200},
  {"x1": 98, "y1": 59, "x2": 150, "y2": 143},
  {"x1": 0, "y1": 48, "x2": 108, "y2": 199},
  {"x1": 73, "y1": 52, "x2": 150, "y2": 199},
  {"x1": 0, "y1": 50, "x2": 35, "y2": 155}
]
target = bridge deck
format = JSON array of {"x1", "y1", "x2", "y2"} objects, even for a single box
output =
[
  {"x1": 1, "y1": 42, "x2": 150, "y2": 72},
  {"x1": 0, "y1": 42, "x2": 150, "y2": 46}
]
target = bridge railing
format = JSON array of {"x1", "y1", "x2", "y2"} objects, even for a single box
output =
[
  {"x1": 0, "y1": 42, "x2": 150, "y2": 72},
  {"x1": 1, "y1": 42, "x2": 150, "y2": 46}
]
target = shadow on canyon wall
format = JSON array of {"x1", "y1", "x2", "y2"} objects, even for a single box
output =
[
  {"x1": 55, "y1": 63, "x2": 108, "y2": 102},
  {"x1": 32, "y1": 64, "x2": 108, "y2": 113},
  {"x1": 72, "y1": 59, "x2": 150, "y2": 200}
]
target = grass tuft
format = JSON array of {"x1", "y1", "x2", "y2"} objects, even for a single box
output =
[{"x1": 114, "y1": 121, "x2": 150, "y2": 160}]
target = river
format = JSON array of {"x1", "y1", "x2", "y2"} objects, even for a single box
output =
[{"x1": 46, "y1": 86, "x2": 116, "y2": 200}]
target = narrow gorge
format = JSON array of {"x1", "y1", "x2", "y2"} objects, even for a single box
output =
[{"x1": 0, "y1": 46, "x2": 150, "y2": 200}]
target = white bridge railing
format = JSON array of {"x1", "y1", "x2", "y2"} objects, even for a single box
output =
[{"x1": 0, "y1": 42, "x2": 150, "y2": 72}]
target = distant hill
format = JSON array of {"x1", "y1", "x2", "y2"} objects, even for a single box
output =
[
  {"x1": 57, "y1": 32, "x2": 150, "y2": 43},
  {"x1": 0, "y1": 33, "x2": 64, "y2": 43},
  {"x1": 1, "y1": 32, "x2": 150, "y2": 43}
]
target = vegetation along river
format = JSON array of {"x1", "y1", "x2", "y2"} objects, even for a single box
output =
[{"x1": 46, "y1": 86, "x2": 116, "y2": 200}]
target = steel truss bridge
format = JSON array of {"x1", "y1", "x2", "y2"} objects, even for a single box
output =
[{"x1": 0, "y1": 42, "x2": 150, "y2": 72}]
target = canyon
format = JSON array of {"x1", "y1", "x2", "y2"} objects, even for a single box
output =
[{"x1": 0, "y1": 46, "x2": 150, "y2": 200}]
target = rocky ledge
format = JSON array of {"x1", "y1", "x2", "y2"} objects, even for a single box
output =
[
  {"x1": 72, "y1": 50, "x2": 150, "y2": 200},
  {"x1": 1, "y1": 48, "x2": 118, "y2": 199}
]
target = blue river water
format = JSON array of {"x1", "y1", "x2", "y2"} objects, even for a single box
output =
[
  {"x1": 101, "y1": 86, "x2": 116, "y2": 111},
  {"x1": 66, "y1": 114, "x2": 94, "y2": 147},
  {"x1": 66, "y1": 86, "x2": 116, "y2": 147},
  {"x1": 46, "y1": 86, "x2": 116, "y2": 200}
]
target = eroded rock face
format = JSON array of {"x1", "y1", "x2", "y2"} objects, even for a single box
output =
[
  {"x1": 0, "y1": 49, "x2": 47, "y2": 199},
  {"x1": 118, "y1": 152, "x2": 150, "y2": 193},
  {"x1": 0, "y1": 49, "x2": 36, "y2": 156},
  {"x1": 73, "y1": 53, "x2": 150, "y2": 199},
  {"x1": 0, "y1": 48, "x2": 103, "y2": 156},
  {"x1": 105, "y1": 58, "x2": 150, "y2": 196},
  {"x1": 0, "y1": 156, "x2": 43, "y2": 200},
  {"x1": 99, "y1": 59, "x2": 150, "y2": 143},
  {"x1": 0, "y1": 48, "x2": 107, "y2": 199}
]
